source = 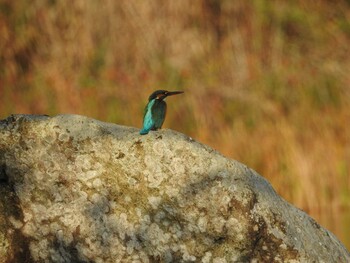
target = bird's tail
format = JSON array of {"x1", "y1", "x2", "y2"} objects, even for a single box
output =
[{"x1": 139, "y1": 128, "x2": 149, "y2": 135}]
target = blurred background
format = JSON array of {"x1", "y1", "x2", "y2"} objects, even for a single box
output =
[{"x1": 1, "y1": 0, "x2": 349, "y2": 249}]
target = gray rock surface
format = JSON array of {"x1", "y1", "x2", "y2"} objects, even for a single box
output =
[{"x1": 0, "y1": 114, "x2": 349, "y2": 263}]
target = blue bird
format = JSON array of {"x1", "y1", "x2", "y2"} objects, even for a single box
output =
[{"x1": 140, "y1": 90, "x2": 184, "y2": 135}]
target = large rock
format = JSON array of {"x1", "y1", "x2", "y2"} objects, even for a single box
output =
[{"x1": 0, "y1": 114, "x2": 349, "y2": 263}]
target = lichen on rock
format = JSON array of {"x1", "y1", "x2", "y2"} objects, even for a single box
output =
[{"x1": 0, "y1": 114, "x2": 349, "y2": 262}]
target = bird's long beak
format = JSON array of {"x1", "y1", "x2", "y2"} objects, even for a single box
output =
[{"x1": 166, "y1": 91, "x2": 184, "y2": 97}]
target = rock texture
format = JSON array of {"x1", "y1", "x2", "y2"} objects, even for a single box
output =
[{"x1": 0, "y1": 114, "x2": 349, "y2": 263}]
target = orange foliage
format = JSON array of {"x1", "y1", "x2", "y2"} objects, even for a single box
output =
[{"x1": 1, "y1": 0, "x2": 350, "y2": 248}]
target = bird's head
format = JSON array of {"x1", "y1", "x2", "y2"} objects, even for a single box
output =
[{"x1": 148, "y1": 90, "x2": 184, "y2": 101}]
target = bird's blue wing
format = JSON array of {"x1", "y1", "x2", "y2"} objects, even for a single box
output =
[
  {"x1": 152, "y1": 101, "x2": 166, "y2": 130},
  {"x1": 140, "y1": 100, "x2": 155, "y2": 135}
]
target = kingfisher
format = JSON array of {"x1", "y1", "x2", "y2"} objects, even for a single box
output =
[{"x1": 140, "y1": 90, "x2": 184, "y2": 135}]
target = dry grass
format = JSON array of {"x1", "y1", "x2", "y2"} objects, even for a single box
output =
[{"x1": 1, "y1": 0, "x2": 350, "y2": 248}]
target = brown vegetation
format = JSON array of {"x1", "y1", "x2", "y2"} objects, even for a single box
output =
[{"x1": 1, "y1": 0, "x2": 349, "y2": 248}]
